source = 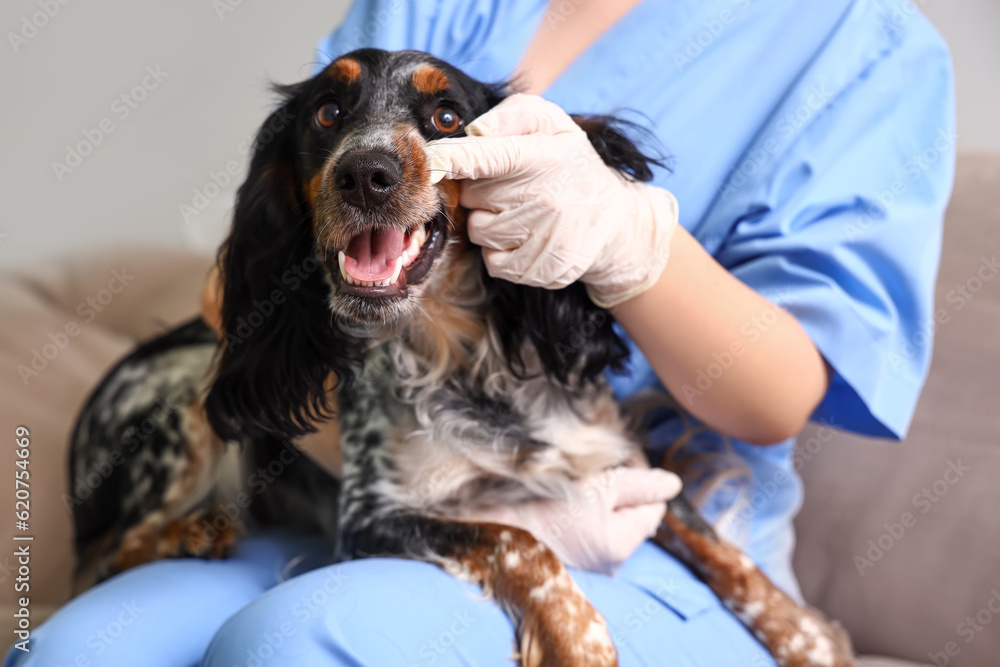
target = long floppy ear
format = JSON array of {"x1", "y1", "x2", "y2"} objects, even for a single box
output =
[
  {"x1": 204, "y1": 84, "x2": 357, "y2": 442},
  {"x1": 486, "y1": 115, "x2": 665, "y2": 386},
  {"x1": 572, "y1": 114, "x2": 665, "y2": 182}
]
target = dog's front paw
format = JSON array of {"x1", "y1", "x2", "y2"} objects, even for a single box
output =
[
  {"x1": 164, "y1": 509, "x2": 243, "y2": 560},
  {"x1": 113, "y1": 507, "x2": 243, "y2": 573}
]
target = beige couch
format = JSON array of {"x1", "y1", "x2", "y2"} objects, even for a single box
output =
[{"x1": 2, "y1": 154, "x2": 997, "y2": 665}]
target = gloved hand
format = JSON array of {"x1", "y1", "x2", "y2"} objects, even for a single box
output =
[
  {"x1": 460, "y1": 467, "x2": 682, "y2": 575},
  {"x1": 425, "y1": 94, "x2": 679, "y2": 308}
]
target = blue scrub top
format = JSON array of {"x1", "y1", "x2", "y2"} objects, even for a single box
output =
[{"x1": 316, "y1": 0, "x2": 955, "y2": 597}]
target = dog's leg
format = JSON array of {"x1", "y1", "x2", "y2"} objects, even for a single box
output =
[
  {"x1": 112, "y1": 507, "x2": 243, "y2": 570},
  {"x1": 654, "y1": 494, "x2": 855, "y2": 667},
  {"x1": 341, "y1": 515, "x2": 618, "y2": 667},
  {"x1": 97, "y1": 401, "x2": 244, "y2": 585}
]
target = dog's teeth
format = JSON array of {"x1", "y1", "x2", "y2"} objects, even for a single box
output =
[
  {"x1": 340, "y1": 250, "x2": 407, "y2": 288},
  {"x1": 402, "y1": 235, "x2": 420, "y2": 267},
  {"x1": 404, "y1": 225, "x2": 425, "y2": 259},
  {"x1": 389, "y1": 256, "x2": 404, "y2": 284},
  {"x1": 338, "y1": 251, "x2": 349, "y2": 282}
]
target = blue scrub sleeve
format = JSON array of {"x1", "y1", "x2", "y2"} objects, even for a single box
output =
[
  {"x1": 713, "y1": 10, "x2": 955, "y2": 440},
  {"x1": 313, "y1": 0, "x2": 531, "y2": 80}
]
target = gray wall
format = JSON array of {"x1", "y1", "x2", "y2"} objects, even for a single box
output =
[
  {"x1": 1, "y1": 0, "x2": 996, "y2": 270},
  {"x1": 1, "y1": 0, "x2": 353, "y2": 270},
  {"x1": 922, "y1": 0, "x2": 1000, "y2": 154}
]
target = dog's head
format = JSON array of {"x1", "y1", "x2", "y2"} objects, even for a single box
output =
[
  {"x1": 205, "y1": 49, "x2": 660, "y2": 442},
  {"x1": 304, "y1": 50, "x2": 510, "y2": 324},
  {"x1": 276, "y1": 49, "x2": 504, "y2": 323}
]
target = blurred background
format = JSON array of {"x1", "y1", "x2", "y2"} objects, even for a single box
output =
[{"x1": 1, "y1": 0, "x2": 998, "y2": 269}]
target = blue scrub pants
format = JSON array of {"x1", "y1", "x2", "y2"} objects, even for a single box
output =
[{"x1": 6, "y1": 535, "x2": 776, "y2": 666}]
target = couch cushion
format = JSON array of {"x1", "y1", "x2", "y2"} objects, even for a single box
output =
[{"x1": 794, "y1": 153, "x2": 1000, "y2": 665}]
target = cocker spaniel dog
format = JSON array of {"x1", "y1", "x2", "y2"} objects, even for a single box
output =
[{"x1": 69, "y1": 48, "x2": 854, "y2": 667}]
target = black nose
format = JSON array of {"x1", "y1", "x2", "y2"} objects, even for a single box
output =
[{"x1": 333, "y1": 151, "x2": 402, "y2": 210}]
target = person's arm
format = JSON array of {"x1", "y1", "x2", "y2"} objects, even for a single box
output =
[
  {"x1": 426, "y1": 95, "x2": 829, "y2": 445},
  {"x1": 428, "y1": 6, "x2": 955, "y2": 446},
  {"x1": 612, "y1": 227, "x2": 830, "y2": 445}
]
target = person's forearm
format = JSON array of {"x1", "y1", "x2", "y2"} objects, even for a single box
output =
[{"x1": 611, "y1": 226, "x2": 830, "y2": 445}]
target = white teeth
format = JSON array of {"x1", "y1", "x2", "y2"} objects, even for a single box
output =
[
  {"x1": 338, "y1": 250, "x2": 405, "y2": 288},
  {"x1": 338, "y1": 251, "x2": 349, "y2": 282},
  {"x1": 338, "y1": 251, "x2": 367, "y2": 287},
  {"x1": 338, "y1": 225, "x2": 428, "y2": 290},
  {"x1": 388, "y1": 256, "x2": 404, "y2": 285},
  {"x1": 401, "y1": 225, "x2": 428, "y2": 268}
]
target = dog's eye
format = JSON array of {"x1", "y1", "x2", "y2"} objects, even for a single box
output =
[
  {"x1": 431, "y1": 105, "x2": 462, "y2": 133},
  {"x1": 316, "y1": 102, "x2": 341, "y2": 128}
]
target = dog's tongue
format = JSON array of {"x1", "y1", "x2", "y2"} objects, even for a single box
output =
[{"x1": 343, "y1": 227, "x2": 406, "y2": 282}]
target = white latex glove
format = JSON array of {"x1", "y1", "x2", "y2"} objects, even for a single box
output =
[
  {"x1": 426, "y1": 94, "x2": 679, "y2": 308},
  {"x1": 461, "y1": 467, "x2": 682, "y2": 575}
]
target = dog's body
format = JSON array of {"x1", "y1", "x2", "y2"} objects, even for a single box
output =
[{"x1": 70, "y1": 49, "x2": 854, "y2": 666}]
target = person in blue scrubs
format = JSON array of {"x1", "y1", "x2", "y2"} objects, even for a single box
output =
[{"x1": 9, "y1": 1, "x2": 954, "y2": 665}]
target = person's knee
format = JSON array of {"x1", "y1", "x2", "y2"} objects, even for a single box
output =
[
  {"x1": 3, "y1": 556, "x2": 273, "y2": 667},
  {"x1": 203, "y1": 559, "x2": 515, "y2": 667}
]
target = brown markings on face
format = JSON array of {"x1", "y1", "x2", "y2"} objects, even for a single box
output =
[
  {"x1": 411, "y1": 65, "x2": 450, "y2": 95},
  {"x1": 434, "y1": 179, "x2": 467, "y2": 236},
  {"x1": 447, "y1": 523, "x2": 618, "y2": 666},
  {"x1": 326, "y1": 57, "x2": 361, "y2": 84},
  {"x1": 390, "y1": 124, "x2": 440, "y2": 223},
  {"x1": 306, "y1": 171, "x2": 324, "y2": 214}
]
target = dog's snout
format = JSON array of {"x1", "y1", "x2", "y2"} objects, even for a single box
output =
[{"x1": 334, "y1": 152, "x2": 402, "y2": 210}]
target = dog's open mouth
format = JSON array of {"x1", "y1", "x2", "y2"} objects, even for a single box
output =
[{"x1": 333, "y1": 213, "x2": 446, "y2": 298}]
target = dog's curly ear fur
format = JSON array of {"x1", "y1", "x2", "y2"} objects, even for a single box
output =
[
  {"x1": 204, "y1": 84, "x2": 356, "y2": 442},
  {"x1": 487, "y1": 115, "x2": 664, "y2": 386},
  {"x1": 487, "y1": 278, "x2": 629, "y2": 385},
  {"x1": 572, "y1": 114, "x2": 664, "y2": 183}
]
